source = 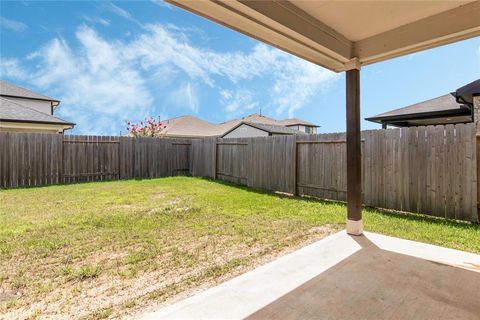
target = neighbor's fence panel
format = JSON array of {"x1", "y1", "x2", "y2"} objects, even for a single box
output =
[
  {"x1": 216, "y1": 138, "x2": 249, "y2": 185},
  {"x1": 362, "y1": 123, "x2": 477, "y2": 222},
  {"x1": 189, "y1": 135, "x2": 296, "y2": 193},
  {"x1": 296, "y1": 132, "x2": 348, "y2": 201},
  {"x1": 113, "y1": 137, "x2": 190, "y2": 179},
  {"x1": 0, "y1": 133, "x2": 191, "y2": 188},
  {"x1": 0, "y1": 132, "x2": 62, "y2": 188},
  {"x1": 190, "y1": 138, "x2": 216, "y2": 178},
  {"x1": 63, "y1": 135, "x2": 120, "y2": 183},
  {"x1": 247, "y1": 135, "x2": 296, "y2": 194}
]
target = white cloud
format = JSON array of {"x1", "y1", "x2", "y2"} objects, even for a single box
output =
[
  {"x1": 220, "y1": 89, "x2": 259, "y2": 115},
  {"x1": 271, "y1": 58, "x2": 336, "y2": 117},
  {"x1": 126, "y1": 25, "x2": 285, "y2": 85},
  {"x1": 127, "y1": 24, "x2": 338, "y2": 116},
  {"x1": 169, "y1": 82, "x2": 199, "y2": 113},
  {"x1": 5, "y1": 23, "x2": 338, "y2": 134},
  {"x1": 0, "y1": 58, "x2": 27, "y2": 79},
  {"x1": 83, "y1": 16, "x2": 110, "y2": 26},
  {"x1": 106, "y1": 3, "x2": 142, "y2": 26},
  {"x1": 0, "y1": 16, "x2": 27, "y2": 32},
  {"x1": 14, "y1": 26, "x2": 152, "y2": 134}
]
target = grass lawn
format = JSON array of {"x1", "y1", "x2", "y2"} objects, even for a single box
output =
[{"x1": 1, "y1": 177, "x2": 479, "y2": 319}]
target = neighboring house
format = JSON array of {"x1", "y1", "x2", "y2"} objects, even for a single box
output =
[
  {"x1": 0, "y1": 80, "x2": 75, "y2": 134},
  {"x1": 366, "y1": 79, "x2": 479, "y2": 128},
  {"x1": 218, "y1": 114, "x2": 319, "y2": 135},
  {"x1": 160, "y1": 113, "x2": 319, "y2": 138}
]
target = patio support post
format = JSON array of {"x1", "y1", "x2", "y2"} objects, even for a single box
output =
[
  {"x1": 475, "y1": 96, "x2": 480, "y2": 221},
  {"x1": 346, "y1": 66, "x2": 363, "y2": 235}
]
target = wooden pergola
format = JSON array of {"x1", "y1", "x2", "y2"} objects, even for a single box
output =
[{"x1": 167, "y1": 0, "x2": 480, "y2": 235}]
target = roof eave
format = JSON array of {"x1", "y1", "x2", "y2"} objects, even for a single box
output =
[
  {"x1": 0, "y1": 94, "x2": 60, "y2": 103},
  {"x1": 365, "y1": 108, "x2": 471, "y2": 124},
  {"x1": 167, "y1": 1, "x2": 480, "y2": 72},
  {"x1": 0, "y1": 118, "x2": 76, "y2": 126},
  {"x1": 166, "y1": 0, "x2": 349, "y2": 72}
]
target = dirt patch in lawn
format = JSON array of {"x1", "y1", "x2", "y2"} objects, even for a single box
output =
[{"x1": 0, "y1": 225, "x2": 339, "y2": 320}]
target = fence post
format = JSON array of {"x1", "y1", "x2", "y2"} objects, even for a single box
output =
[
  {"x1": 60, "y1": 134, "x2": 64, "y2": 184},
  {"x1": 293, "y1": 136, "x2": 298, "y2": 196},
  {"x1": 214, "y1": 138, "x2": 218, "y2": 180}
]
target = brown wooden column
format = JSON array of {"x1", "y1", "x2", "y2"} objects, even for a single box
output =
[
  {"x1": 474, "y1": 96, "x2": 480, "y2": 222},
  {"x1": 346, "y1": 68, "x2": 363, "y2": 235}
]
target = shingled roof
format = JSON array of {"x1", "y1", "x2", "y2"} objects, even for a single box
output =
[
  {"x1": 160, "y1": 115, "x2": 223, "y2": 137},
  {"x1": 278, "y1": 118, "x2": 319, "y2": 127},
  {"x1": 0, "y1": 80, "x2": 59, "y2": 102},
  {"x1": 161, "y1": 113, "x2": 318, "y2": 138},
  {"x1": 365, "y1": 93, "x2": 472, "y2": 127},
  {"x1": 454, "y1": 79, "x2": 480, "y2": 106},
  {"x1": 0, "y1": 97, "x2": 74, "y2": 125}
]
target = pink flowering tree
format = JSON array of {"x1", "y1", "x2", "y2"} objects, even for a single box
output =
[{"x1": 126, "y1": 117, "x2": 166, "y2": 137}]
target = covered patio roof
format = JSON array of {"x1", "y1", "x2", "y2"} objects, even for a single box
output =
[{"x1": 167, "y1": 1, "x2": 480, "y2": 72}]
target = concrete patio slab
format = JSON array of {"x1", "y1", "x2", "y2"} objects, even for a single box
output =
[{"x1": 138, "y1": 231, "x2": 480, "y2": 320}]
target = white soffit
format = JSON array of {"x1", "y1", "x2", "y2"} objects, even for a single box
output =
[{"x1": 167, "y1": 0, "x2": 480, "y2": 72}]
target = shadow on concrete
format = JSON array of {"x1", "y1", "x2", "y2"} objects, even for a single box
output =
[{"x1": 247, "y1": 235, "x2": 480, "y2": 320}]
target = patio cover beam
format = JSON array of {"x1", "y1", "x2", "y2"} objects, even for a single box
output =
[{"x1": 167, "y1": 1, "x2": 480, "y2": 72}]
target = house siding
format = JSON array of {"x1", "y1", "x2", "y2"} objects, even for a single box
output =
[
  {"x1": 286, "y1": 124, "x2": 317, "y2": 134},
  {"x1": 223, "y1": 124, "x2": 269, "y2": 138}
]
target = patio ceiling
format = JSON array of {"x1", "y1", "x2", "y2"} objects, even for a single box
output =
[{"x1": 166, "y1": 0, "x2": 480, "y2": 72}]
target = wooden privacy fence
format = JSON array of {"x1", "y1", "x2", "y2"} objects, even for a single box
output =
[
  {"x1": 0, "y1": 133, "x2": 190, "y2": 188},
  {"x1": 190, "y1": 123, "x2": 478, "y2": 223},
  {"x1": 0, "y1": 123, "x2": 478, "y2": 222}
]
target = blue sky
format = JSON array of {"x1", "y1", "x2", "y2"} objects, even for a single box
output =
[{"x1": 1, "y1": 1, "x2": 479, "y2": 135}]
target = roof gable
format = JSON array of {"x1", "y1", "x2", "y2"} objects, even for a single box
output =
[{"x1": 221, "y1": 121, "x2": 306, "y2": 137}]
